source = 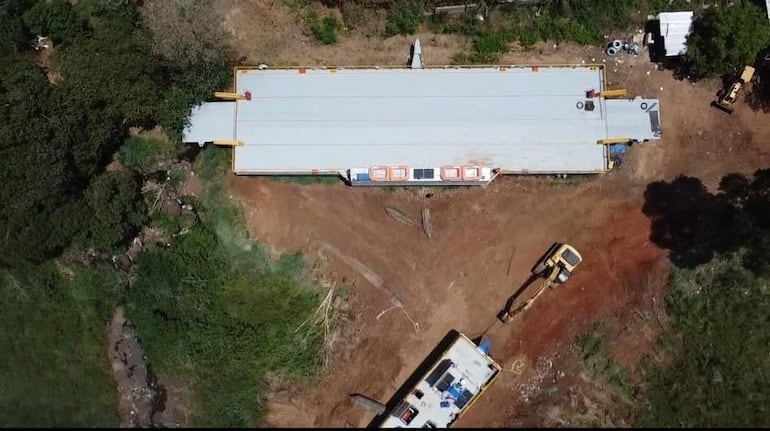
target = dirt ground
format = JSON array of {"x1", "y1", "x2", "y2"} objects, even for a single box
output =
[{"x1": 206, "y1": 1, "x2": 770, "y2": 427}]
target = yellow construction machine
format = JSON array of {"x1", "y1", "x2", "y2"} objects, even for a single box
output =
[
  {"x1": 498, "y1": 243, "x2": 582, "y2": 323},
  {"x1": 713, "y1": 65, "x2": 755, "y2": 114}
]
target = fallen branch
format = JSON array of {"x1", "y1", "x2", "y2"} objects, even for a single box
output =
[
  {"x1": 421, "y1": 208, "x2": 433, "y2": 239},
  {"x1": 385, "y1": 206, "x2": 416, "y2": 227}
]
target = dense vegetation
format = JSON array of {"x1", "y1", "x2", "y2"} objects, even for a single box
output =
[
  {"x1": 639, "y1": 254, "x2": 770, "y2": 427},
  {"x1": 126, "y1": 148, "x2": 323, "y2": 427},
  {"x1": 637, "y1": 170, "x2": 770, "y2": 426},
  {"x1": 0, "y1": 264, "x2": 123, "y2": 427},
  {"x1": 685, "y1": 1, "x2": 770, "y2": 78},
  {"x1": 0, "y1": 0, "x2": 229, "y2": 264},
  {"x1": 1, "y1": 0, "x2": 322, "y2": 427}
]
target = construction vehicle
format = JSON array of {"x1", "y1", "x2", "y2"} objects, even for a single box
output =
[
  {"x1": 497, "y1": 243, "x2": 582, "y2": 323},
  {"x1": 369, "y1": 331, "x2": 501, "y2": 428},
  {"x1": 713, "y1": 65, "x2": 755, "y2": 114}
]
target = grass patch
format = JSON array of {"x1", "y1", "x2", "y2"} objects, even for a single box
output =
[
  {"x1": 385, "y1": 0, "x2": 424, "y2": 36},
  {"x1": 637, "y1": 252, "x2": 770, "y2": 427},
  {"x1": 125, "y1": 146, "x2": 324, "y2": 427},
  {"x1": 269, "y1": 175, "x2": 341, "y2": 185},
  {"x1": 0, "y1": 263, "x2": 122, "y2": 427},
  {"x1": 118, "y1": 136, "x2": 174, "y2": 173},
  {"x1": 578, "y1": 317, "x2": 634, "y2": 395},
  {"x1": 308, "y1": 11, "x2": 339, "y2": 45}
]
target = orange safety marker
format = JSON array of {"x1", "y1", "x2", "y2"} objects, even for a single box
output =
[
  {"x1": 299, "y1": 67, "x2": 307, "y2": 74},
  {"x1": 388, "y1": 166, "x2": 409, "y2": 181},
  {"x1": 531, "y1": 66, "x2": 539, "y2": 72}
]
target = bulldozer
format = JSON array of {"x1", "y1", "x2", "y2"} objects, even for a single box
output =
[
  {"x1": 498, "y1": 243, "x2": 582, "y2": 323},
  {"x1": 713, "y1": 65, "x2": 755, "y2": 114}
]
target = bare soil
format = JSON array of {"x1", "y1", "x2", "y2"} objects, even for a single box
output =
[{"x1": 190, "y1": 1, "x2": 770, "y2": 427}]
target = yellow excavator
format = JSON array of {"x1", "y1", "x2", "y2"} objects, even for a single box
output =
[
  {"x1": 713, "y1": 65, "x2": 755, "y2": 114},
  {"x1": 498, "y1": 243, "x2": 582, "y2": 323}
]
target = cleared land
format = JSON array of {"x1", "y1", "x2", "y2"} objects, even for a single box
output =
[{"x1": 202, "y1": 1, "x2": 770, "y2": 427}]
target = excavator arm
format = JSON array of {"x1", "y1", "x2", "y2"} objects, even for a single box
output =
[{"x1": 499, "y1": 267, "x2": 560, "y2": 323}]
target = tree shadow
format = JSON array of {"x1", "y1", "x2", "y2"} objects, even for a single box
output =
[{"x1": 642, "y1": 175, "x2": 762, "y2": 268}]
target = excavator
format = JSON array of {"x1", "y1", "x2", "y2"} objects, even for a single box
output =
[{"x1": 497, "y1": 243, "x2": 582, "y2": 323}]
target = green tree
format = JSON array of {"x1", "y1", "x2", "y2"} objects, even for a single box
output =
[
  {"x1": 685, "y1": 2, "x2": 770, "y2": 79},
  {"x1": 22, "y1": 0, "x2": 86, "y2": 44},
  {"x1": 84, "y1": 171, "x2": 146, "y2": 251},
  {"x1": 56, "y1": 17, "x2": 161, "y2": 125},
  {"x1": 0, "y1": 44, "x2": 87, "y2": 265}
]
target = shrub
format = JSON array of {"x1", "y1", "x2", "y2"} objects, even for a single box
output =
[
  {"x1": 308, "y1": 11, "x2": 339, "y2": 45},
  {"x1": 117, "y1": 136, "x2": 174, "y2": 172},
  {"x1": 0, "y1": 264, "x2": 122, "y2": 426},
  {"x1": 385, "y1": 0, "x2": 424, "y2": 36},
  {"x1": 685, "y1": 2, "x2": 770, "y2": 79},
  {"x1": 85, "y1": 170, "x2": 147, "y2": 251}
]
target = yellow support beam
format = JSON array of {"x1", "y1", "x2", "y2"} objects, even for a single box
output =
[
  {"x1": 213, "y1": 139, "x2": 244, "y2": 147},
  {"x1": 602, "y1": 88, "x2": 628, "y2": 98},
  {"x1": 214, "y1": 92, "x2": 245, "y2": 100},
  {"x1": 598, "y1": 137, "x2": 631, "y2": 145}
]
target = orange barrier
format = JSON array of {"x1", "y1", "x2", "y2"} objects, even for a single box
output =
[
  {"x1": 369, "y1": 167, "x2": 389, "y2": 181},
  {"x1": 388, "y1": 166, "x2": 409, "y2": 181},
  {"x1": 440, "y1": 166, "x2": 463, "y2": 181},
  {"x1": 462, "y1": 166, "x2": 482, "y2": 181}
]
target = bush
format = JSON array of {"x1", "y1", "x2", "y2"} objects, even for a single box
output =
[
  {"x1": 385, "y1": 0, "x2": 424, "y2": 36},
  {"x1": 127, "y1": 227, "x2": 322, "y2": 427},
  {"x1": 22, "y1": 0, "x2": 86, "y2": 44},
  {"x1": 117, "y1": 136, "x2": 174, "y2": 172},
  {"x1": 85, "y1": 170, "x2": 147, "y2": 251},
  {"x1": 638, "y1": 253, "x2": 770, "y2": 427},
  {"x1": 125, "y1": 146, "x2": 323, "y2": 427},
  {"x1": 685, "y1": 2, "x2": 770, "y2": 79},
  {"x1": 0, "y1": 264, "x2": 122, "y2": 426},
  {"x1": 454, "y1": 30, "x2": 513, "y2": 64},
  {"x1": 308, "y1": 11, "x2": 339, "y2": 45}
]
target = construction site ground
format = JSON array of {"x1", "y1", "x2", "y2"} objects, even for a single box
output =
[{"x1": 208, "y1": 1, "x2": 770, "y2": 427}]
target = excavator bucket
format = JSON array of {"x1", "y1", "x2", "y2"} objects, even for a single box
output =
[{"x1": 711, "y1": 100, "x2": 735, "y2": 115}]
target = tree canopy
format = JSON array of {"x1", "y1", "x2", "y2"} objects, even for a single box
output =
[
  {"x1": 0, "y1": 0, "x2": 231, "y2": 266},
  {"x1": 685, "y1": 2, "x2": 770, "y2": 79}
]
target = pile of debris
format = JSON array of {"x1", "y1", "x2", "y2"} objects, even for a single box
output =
[{"x1": 605, "y1": 39, "x2": 640, "y2": 56}]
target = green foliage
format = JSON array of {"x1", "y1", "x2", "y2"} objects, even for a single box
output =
[
  {"x1": 578, "y1": 317, "x2": 634, "y2": 395},
  {"x1": 463, "y1": 30, "x2": 512, "y2": 63},
  {"x1": 638, "y1": 253, "x2": 770, "y2": 427},
  {"x1": 84, "y1": 171, "x2": 146, "y2": 251},
  {"x1": 22, "y1": 0, "x2": 86, "y2": 44},
  {"x1": 308, "y1": 11, "x2": 339, "y2": 45},
  {"x1": 685, "y1": 2, "x2": 770, "y2": 79},
  {"x1": 0, "y1": 44, "x2": 93, "y2": 265},
  {"x1": 56, "y1": 17, "x2": 160, "y2": 125},
  {"x1": 0, "y1": 0, "x2": 29, "y2": 48},
  {"x1": 118, "y1": 136, "x2": 174, "y2": 173},
  {"x1": 126, "y1": 164, "x2": 323, "y2": 426},
  {"x1": 269, "y1": 175, "x2": 341, "y2": 185},
  {"x1": 426, "y1": 11, "x2": 483, "y2": 36},
  {"x1": 0, "y1": 263, "x2": 122, "y2": 427},
  {"x1": 385, "y1": 0, "x2": 424, "y2": 36}
]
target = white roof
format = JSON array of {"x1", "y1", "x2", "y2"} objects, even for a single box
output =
[
  {"x1": 183, "y1": 102, "x2": 235, "y2": 144},
  {"x1": 658, "y1": 11, "x2": 694, "y2": 57},
  {"x1": 183, "y1": 66, "x2": 661, "y2": 174},
  {"x1": 379, "y1": 334, "x2": 499, "y2": 428}
]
